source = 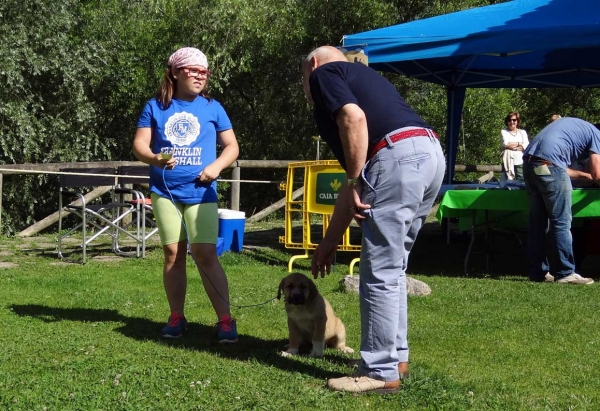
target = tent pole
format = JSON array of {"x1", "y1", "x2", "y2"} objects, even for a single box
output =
[{"x1": 445, "y1": 86, "x2": 466, "y2": 183}]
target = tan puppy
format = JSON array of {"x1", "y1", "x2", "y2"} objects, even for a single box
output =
[{"x1": 277, "y1": 272, "x2": 354, "y2": 357}]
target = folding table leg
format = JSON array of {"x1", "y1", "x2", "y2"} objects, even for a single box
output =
[
  {"x1": 464, "y1": 210, "x2": 493, "y2": 275},
  {"x1": 464, "y1": 220, "x2": 476, "y2": 275}
]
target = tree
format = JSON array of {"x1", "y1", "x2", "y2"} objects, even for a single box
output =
[
  {"x1": 0, "y1": 0, "x2": 111, "y2": 233},
  {"x1": 1, "y1": 0, "x2": 600, "y2": 233}
]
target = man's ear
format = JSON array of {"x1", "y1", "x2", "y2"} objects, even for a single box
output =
[{"x1": 310, "y1": 55, "x2": 319, "y2": 70}]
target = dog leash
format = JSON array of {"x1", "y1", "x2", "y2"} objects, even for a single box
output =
[{"x1": 161, "y1": 166, "x2": 278, "y2": 308}]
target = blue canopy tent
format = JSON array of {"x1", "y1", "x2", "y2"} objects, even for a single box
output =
[{"x1": 342, "y1": 0, "x2": 600, "y2": 182}]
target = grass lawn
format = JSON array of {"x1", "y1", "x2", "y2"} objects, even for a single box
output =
[{"x1": 0, "y1": 221, "x2": 599, "y2": 410}]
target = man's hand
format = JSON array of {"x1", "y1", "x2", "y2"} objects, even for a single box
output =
[
  {"x1": 311, "y1": 239, "x2": 337, "y2": 279},
  {"x1": 348, "y1": 180, "x2": 370, "y2": 224}
]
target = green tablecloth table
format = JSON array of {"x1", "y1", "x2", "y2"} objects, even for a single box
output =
[
  {"x1": 438, "y1": 188, "x2": 600, "y2": 219},
  {"x1": 435, "y1": 188, "x2": 600, "y2": 274}
]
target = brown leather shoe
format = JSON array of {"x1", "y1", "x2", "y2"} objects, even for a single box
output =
[
  {"x1": 327, "y1": 375, "x2": 400, "y2": 394},
  {"x1": 398, "y1": 361, "x2": 410, "y2": 379}
]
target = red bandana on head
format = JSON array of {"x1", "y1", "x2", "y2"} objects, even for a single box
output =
[{"x1": 168, "y1": 47, "x2": 209, "y2": 69}]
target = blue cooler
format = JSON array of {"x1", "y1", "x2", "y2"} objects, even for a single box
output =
[
  {"x1": 218, "y1": 209, "x2": 246, "y2": 253},
  {"x1": 216, "y1": 237, "x2": 225, "y2": 256}
]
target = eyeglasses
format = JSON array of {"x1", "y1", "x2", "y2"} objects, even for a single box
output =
[
  {"x1": 182, "y1": 68, "x2": 211, "y2": 78},
  {"x1": 508, "y1": 119, "x2": 518, "y2": 122}
]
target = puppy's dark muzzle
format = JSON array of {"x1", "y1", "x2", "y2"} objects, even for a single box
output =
[{"x1": 287, "y1": 290, "x2": 306, "y2": 305}]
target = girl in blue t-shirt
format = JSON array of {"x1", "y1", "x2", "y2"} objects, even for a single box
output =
[{"x1": 133, "y1": 47, "x2": 240, "y2": 343}]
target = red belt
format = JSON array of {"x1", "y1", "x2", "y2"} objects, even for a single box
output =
[{"x1": 368, "y1": 128, "x2": 438, "y2": 160}]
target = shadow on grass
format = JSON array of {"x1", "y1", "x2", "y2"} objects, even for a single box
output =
[
  {"x1": 243, "y1": 227, "x2": 287, "y2": 249},
  {"x1": 243, "y1": 225, "x2": 362, "y2": 273},
  {"x1": 243, "y1": 222, "x2": 532, "y2": 280},
  {"x1": 240, "y1": 246, "x2": 292, "y2": 267},
  {"x1": 406, "y1": 223, "x2": 530, "y2": 279},
  {"x1": 9, "y1": 304, "x2": 350, "y2": 380},
  {"x1": 17, "y1": 220, "x2": 534, "y2": 279}
]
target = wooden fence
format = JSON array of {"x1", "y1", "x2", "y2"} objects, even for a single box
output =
[{"x1": 0, "y1": 161, "x2": 502, "y2": 236}]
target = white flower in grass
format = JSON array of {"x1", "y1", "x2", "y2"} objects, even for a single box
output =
[{"x1": 191, "y1": 380, "x2": 211, "y2": 389}]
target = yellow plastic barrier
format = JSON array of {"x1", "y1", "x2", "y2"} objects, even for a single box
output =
[{"x1": 279, "y1": 160, "x2": 361, "y2": 274}]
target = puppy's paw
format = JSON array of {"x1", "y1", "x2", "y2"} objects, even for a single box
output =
[
  {"x1": 280, "y1": 348, "x2": 299, "y2": 357},
  {"x1": 309, "y1": 341, "x2": 324, "y2": 357},
  {"x1": 339, "y1": 346, "x2": 355, "y2": 354}
]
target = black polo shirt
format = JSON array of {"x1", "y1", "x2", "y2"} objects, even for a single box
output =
[{"x1": 309, "y1": 61, "x2": 429, "y2": 169}]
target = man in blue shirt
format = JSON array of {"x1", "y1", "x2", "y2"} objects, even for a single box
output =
[
  {"x1": 302, "y1": 46, "x2": 445, "y2": 394},
  {"x1": 523, "y1": 117, "x2": 600, "y2": 284}
]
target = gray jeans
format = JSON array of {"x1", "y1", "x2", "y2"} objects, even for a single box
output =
[{"x1": 358, "y1": 131, "x2": 445, "y2": 381}]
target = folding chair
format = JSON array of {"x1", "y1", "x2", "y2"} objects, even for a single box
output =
[
  {"x1": 117, "y1": 165, "x2": 158, "y2": 256},
  {"x1": 57, "y1": 167, "x2": 143, "y2": 264}
]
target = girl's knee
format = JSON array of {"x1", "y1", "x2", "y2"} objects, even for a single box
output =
[
  {"x1": 189, "y1": 244, "x2": 218, "y2": 263},
  {"x1": 191, "y1": 252, "x2": 219, "y2": 269},
  {"x1": 163, "y1": 243, "x2": 187, "y2": 265}
]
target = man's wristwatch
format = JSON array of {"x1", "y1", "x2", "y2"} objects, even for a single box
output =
[{"x1": 347, "y1": 177, "x2": 360, "y2": 187}]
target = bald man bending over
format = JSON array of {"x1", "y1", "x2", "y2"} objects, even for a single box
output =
[{"x1": 301, "y1": 46, "x2": 445, "y2": 394}]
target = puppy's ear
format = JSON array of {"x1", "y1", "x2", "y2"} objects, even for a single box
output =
[
  {"x1": 277, "y1": 278, "x2": 286, "y2": 300},
  {"x1": 306, "y1": 277, "x2": 318, "y2": 301}
]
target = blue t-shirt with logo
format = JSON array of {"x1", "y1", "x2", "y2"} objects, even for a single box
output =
[
  {"x1": 309, "y1": 61, "x2": 429, "y2": 170},
  {"x1": 524, "y1": 117, "x2": 600, "y2": 169},
  {"x1": 137, "y1": 96, "x2": 232, "y2": 204}
]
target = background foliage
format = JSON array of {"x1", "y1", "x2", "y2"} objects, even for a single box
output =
[{"x1": 1, "y1": 0, "x2": 600, "y2": 234}]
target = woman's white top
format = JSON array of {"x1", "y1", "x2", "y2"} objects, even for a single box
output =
[{"x1": 501, "y1": 129, "x2": 529, "y2": 165}]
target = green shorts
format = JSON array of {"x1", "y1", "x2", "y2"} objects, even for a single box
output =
[{"x1": 151, "y1": 193, "x2": 218, "y2": 246}]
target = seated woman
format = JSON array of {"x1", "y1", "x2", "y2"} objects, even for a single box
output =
[{"x1": 500, "y1": 112, "x2": 529, "y2": 181}]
